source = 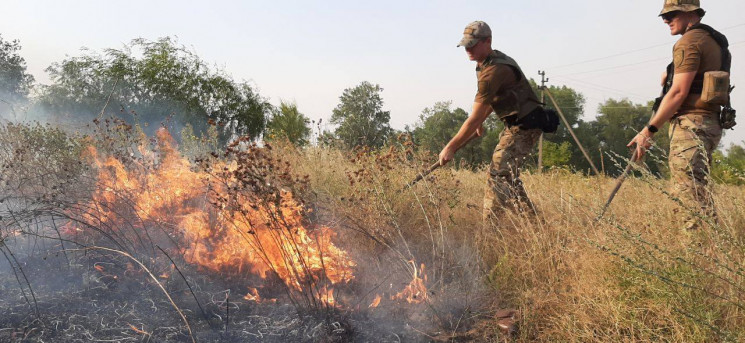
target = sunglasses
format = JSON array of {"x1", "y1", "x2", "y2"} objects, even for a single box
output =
[{"x1": 661, "y1": 11, "x2": 681, "y2": 21}]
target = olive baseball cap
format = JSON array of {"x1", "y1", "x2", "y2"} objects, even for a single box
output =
[
  {"x1": 457, "y1": 21, "x2": 491, "y2": 48},
  {"x1": 659, "y1": 0, "x2": 704, "y2": 16}
]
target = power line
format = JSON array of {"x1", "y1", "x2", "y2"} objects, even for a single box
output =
[
  {"x1": 554, "y1": 39, "x2": 745, "y2": 78},
  {"x1": 549, "y1": 22, "x2": 745, "y2": 70},
  {"x1": 549, "y1": 43, "x2": 670, "y2": 70},
  {"x1": 547, "y1": 38, "x2": 745, "y2": 116},
  {"x1": 539, "y1": 31, "x2": 745, "y2": 124},
  {"x1": 552, "y1": 76, "x2": 649, "y2": 100},
  {"x1": 554, "y1": 57, "x2": 669, "y2": 77},
  {"x1": 722, "y1": 22, "x2": 745, "y2": 30}
]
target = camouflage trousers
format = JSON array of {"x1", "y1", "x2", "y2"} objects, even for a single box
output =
[
  {"x1": 668, "y1": 112, "x2": 722, "y2": 229},
  {"x1": 483, "y1": 125, "x2": 542, "y2": 223}
]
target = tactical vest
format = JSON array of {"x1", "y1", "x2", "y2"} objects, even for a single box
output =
[
  {"x1": 661, "y1": 24, "x2": 731, "y2": 96},
  {"x1": 483, "y1": 50, "x2": 540, "y2": 121}
]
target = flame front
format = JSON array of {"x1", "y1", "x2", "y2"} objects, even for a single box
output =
[
  {"x1": 368, "y1": 295, "x2": 382, "y2": 308},
  {"x1": 394, "y1": 263, "x2": 428, "y2": 304},
  {"x1": 128, "y1": 324, "x2": 150, "y2": 336},
  {"x1": 79, "y1": 129, "x2": 355, "y2": 304}
]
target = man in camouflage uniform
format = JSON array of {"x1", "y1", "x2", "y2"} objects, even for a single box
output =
[
  {"x1": 628, "y1": 0, "x2": 731, "y2": 230},
  {"x1": 439, "y1": 21, "x2": 557, "y2": 224}
]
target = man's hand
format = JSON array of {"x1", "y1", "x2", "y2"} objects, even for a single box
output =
[
  {"x1": 627, "y1": 129, "x2": 653, "y2": 159},
  {"x1": 439, "y1": 145, "x2": 456, "y2": 166},
  {"x1": 439, "y1": 102, "x2": 491, "y2": 166},
  {"x1": 439, "y1": 125, "x2": 484, "y2": 166}
]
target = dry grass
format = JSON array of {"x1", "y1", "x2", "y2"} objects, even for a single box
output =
[
  {"x1": 286, "y1": 140, "x2": 745, "y2": 342},
  {"x1": 2, "y1": 122, "x2": 744, "y2": 342}
]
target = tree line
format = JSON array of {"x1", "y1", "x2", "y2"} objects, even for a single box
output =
[{"x1": 1, "y1": 34, "x2": 743, "y2": 183}]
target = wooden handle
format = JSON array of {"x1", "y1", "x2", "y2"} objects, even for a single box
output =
[
  {"x1": 598, "y1": 150, "x2": 639, "y2": 218},
  {"x1": 407, "y1": 162, "x2": 441, "y2": 187},
  {"x1": 405, "y1": 130, "x2": 482, "y2": 188}
]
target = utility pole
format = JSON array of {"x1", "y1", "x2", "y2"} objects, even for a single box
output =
[
  {"x1": 543, "y1": 88, "x2": 601, "y2": 175},
  {"x1": 537, "y1": 70, "x2": 549, "y2": 172}
]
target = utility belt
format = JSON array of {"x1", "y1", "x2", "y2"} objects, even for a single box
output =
[
  {"x1": 652, "y1": 73, "x2": 736, "y2": 129},
  {"x1": 503, "y1": 106, "x2": 559, "y2": 133}
]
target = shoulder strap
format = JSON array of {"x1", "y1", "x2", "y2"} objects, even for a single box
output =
[
  {"x1": 688, "y1": 23, "x2": 731, "y2": 72},
  {"x1": 672, "y1": 24, "x2": 733, "y2": 95},
  {"x1": 491, "y1": 50, "x2": 523, "y2": 82}
]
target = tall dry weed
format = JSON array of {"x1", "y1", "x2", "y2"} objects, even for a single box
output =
[{"x1": 292, "y1": 140, "x2": 745, "y2": 342}]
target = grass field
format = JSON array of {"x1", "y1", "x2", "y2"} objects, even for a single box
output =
[
  {"x1": 290, "y1": 139, "x2": 745, "y2": 342},
  {"x1": 1, "y1": 123, "x2": 744, "y2": 342}
]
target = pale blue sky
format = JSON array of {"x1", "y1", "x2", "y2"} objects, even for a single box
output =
[{"x1": 2, "y1": 0, "x2": 745, "y2": 147}]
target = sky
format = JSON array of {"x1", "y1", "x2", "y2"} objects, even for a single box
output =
[{"x1": 2, "y1": 0, "x2": 745, "y2": 148}]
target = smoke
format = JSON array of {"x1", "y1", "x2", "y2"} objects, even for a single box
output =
[
  {"x1": 0, "y1": 118, "x2": 493, "y2": 342},
  {"x1": 0, "y1": 95, "x2": 204, "y2": 148},
  {"x1": 339, "y1": 232, "x2": 492, "y2": 340},
  {"x1": 0, "y1": 91, "x2": 24, "y2": 123}
]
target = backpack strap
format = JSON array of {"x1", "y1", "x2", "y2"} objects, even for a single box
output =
[{"x1": 686, "y1": 23, "x2": 731, "y2": 94}]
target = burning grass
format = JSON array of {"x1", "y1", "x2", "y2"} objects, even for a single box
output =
[{"x1": 1, "y1": 120, "x2": 745, "y2": 342}]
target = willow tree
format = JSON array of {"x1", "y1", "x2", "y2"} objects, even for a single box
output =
[{"x1": 37, "y1": 37, "x2": 270, "y2": 143}]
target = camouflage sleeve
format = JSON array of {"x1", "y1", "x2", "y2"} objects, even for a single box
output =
[
  {"x1": 673, "y1": 36, "x2": 702, "y2": 74},
  {"x1": 474, "y1": 65, "x2": 514, "y2": 104}
]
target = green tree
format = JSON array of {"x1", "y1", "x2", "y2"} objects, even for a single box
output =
[
  {"x1": 0, "y1": 35, "x2": 35, "y2": 117},
  {"x1": 412, "y1": 101, "x2": 503, "y2": 167},
  {"x1": 266, "y1": 101, "x2": 311, "y2": 146},
  {"x1": 595, "y1": 98, "x2": 669, "y2": 176},
  {"x1": 36, "y1": 37, "x2": 270, "y2": 142},
  {"x1": 330, "y1": 81, "x2": 392, "y2": 148},
  {"x1": 414, "y1": 101, "x2": 467, "y2": 154},
  {"x1": 713, "y1": 144, "x2": 745, "y2": 185},
  {"x1": 531, "y1": 81, "x2": 586, "y2": 142},
  {"x1": 530, "y1": 80, "x2": 594, "y2": 171},
  {"x1": 542, "y1": 141, "x2": 573, "y2": 168}
]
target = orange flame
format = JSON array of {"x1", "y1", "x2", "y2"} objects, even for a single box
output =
[
  {"x1": 318, "y1": 286, "x2": 336, "y2": 307},
  {"x1": 79, "y1": 128, "x2": 355, "y2": 305},
  {"x1": 394, "y1": 262, "x2": 428, "y2": 304},
  {"x1": 368, "y1": 294, "x2": 382, "y2": 308},
  {"x1": 244, "y1": 288, "x2": 261, "y2": 302},
  {"x1": 128, "y1": 324, "x2": 150, "y2": 336}
]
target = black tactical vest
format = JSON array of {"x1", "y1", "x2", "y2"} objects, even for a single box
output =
[
  {"x1": 662, "y1": 24, "x2": 731, "y2": 96},
  {"x1": 482, "y1": 50, "x2": 540, "y2": 121}
]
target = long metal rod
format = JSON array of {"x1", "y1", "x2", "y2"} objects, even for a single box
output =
[
  {"x1": 599, "y1": 87, "x2": 662, "y2": 219},
  {"x1": 406, "y1": 132, "x2": 481, "y2": 188},
  {"x1": 406, "y1": 161, "x2": 441, "y2": 188},
  {"x1": 598, "y1": 150, "x2": 639, "y2": 219},
  {"x1": 543, "y1": 87, "x2": 601, "y2": 175}
]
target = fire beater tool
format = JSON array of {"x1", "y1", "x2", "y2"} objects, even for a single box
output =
[
  {"x1": 597, "y1": 150, "x2": 639, "y2": 220},
  {"x1": 405, "y1": 131, "x2": 482, "y2": 189},
  {"x1": 599, "y1": 88, "x2": 662, "y2": 220}
]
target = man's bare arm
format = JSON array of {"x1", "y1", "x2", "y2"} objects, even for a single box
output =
[
  {"x1": 651, "y1": 71, "x2": 696, "y2": 127},
  {"x1": 628, "y1": 71, "x2": 696, "y2": 157},
  {"x1": 438, "y1": 101, "x2": 492, "y2": 165}
]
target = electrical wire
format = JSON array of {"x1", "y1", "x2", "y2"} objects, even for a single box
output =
[
  {"x1": 555, "y1": 40, "x2": 745, "y2": 78},
  {"x1": 549, "y1": 43, "x2": 671, "y2": 70},
  {"x1": 552, "y1": 76, "x2": 649, "y2": 100},
  {"x1": 554, "y1": 57, "x2": 669, "y2": 78},
  {"x1": 549, "y1": 22, "x2": 745, "y2": 70}
]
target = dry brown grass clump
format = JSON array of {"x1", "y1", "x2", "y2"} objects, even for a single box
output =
[
  {"x1": 287, "y1": 139, "x2": 745, "y2": 342},
  {"x1": 2, "y1": 122, "x2": 743, "y2": 342}
]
